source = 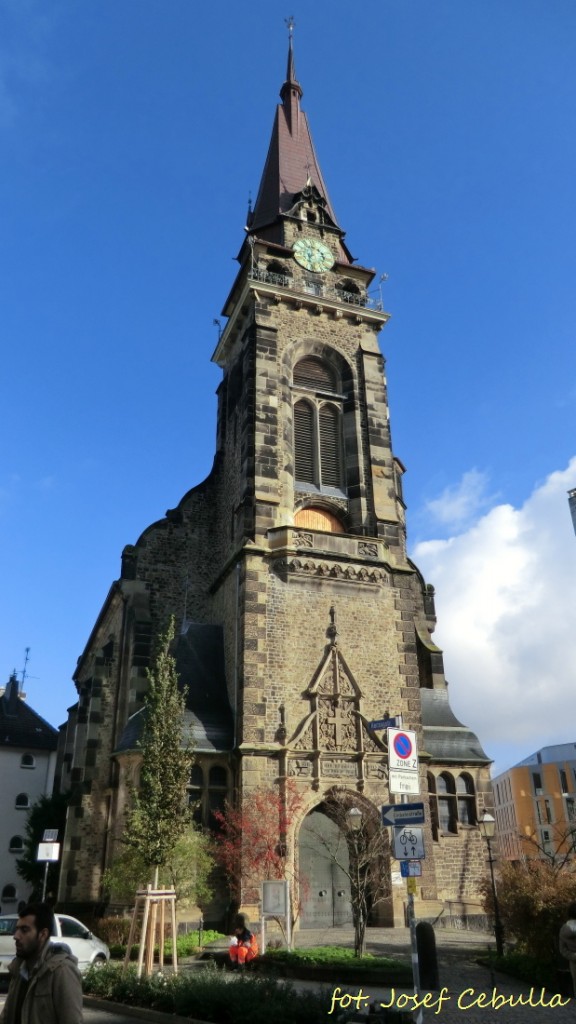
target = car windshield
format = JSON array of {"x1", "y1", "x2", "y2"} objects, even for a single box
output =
[{"x1": 0, "y1": 919, "x2": 17, "y2": 936}]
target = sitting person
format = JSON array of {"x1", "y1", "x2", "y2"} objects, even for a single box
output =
[{"x1": 229, "y1": 914, "x2": 258, "y2": 968}]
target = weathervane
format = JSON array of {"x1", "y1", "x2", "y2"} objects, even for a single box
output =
[{"x1": 285, "y1": 15, "x2": 295, "y2": 39}]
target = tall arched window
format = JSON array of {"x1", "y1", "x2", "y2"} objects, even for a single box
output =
[
  {"x1": 15, "y1": 793, "x2": 29, "y2": 810},
  {"x1": 456, "y1": 773, "x2": 477, "y2": 825},
  {"x1": 436, "y1": 773, "x2": 458, "y2": 834},
  {"x1": 2, "y1": 884, "x2": 16, "y2": 902},
  {"x1": 9, "y1": 836, "x2": 23, "y2": 853},
  {"x1": 427, "y1": 774, "x2": 439, "y2": 842},
  {"x1": 293, "y1": 357, "x2": 344, "y2": 493}
]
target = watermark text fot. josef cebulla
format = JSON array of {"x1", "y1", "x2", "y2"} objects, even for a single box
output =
[{"x1": 328, "y1": 985, "x2": 571, "y2": 1015}]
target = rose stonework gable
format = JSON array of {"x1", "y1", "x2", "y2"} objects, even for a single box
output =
[{"x1": 57, "y1": 37, "x2": 492, "y2": 928}]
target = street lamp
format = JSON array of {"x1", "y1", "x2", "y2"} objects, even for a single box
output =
[
  {"x1": 347, "y1": 806, "x2": 363, "y2": 831},
  {"x1": 479, "y1": 811, "x2": 505, "y2": 958}
]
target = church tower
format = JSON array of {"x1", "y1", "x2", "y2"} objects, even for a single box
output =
[{"x1": 58, "y1": 36, "x2": 492, "y2": 928}]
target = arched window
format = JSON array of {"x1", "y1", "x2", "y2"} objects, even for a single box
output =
[
  {"x1": 208, "y1": 765, "x2": 228, "y2": 827},
  {"x1": 15, "y1": 793, "x2": 29, "y2": 810},
  {"x1": 335, "y1": 278, "x2": 365, "y2": 306},
  {"x1": 294, "y1": 507, "x2": 345, "y2": 533},
  {"x1": 294, "y1": 357, "x2": 336, "y2": 391},
  {"x1": 293, "y1": 358, "x2": 344, "y2": 493},
  {"x1": 9, "y1": 836, "x2": 24, "y2": 853},
  {"x1": 427, "y1": 774, "x2": 439, "y2": 842},
  {"x1": 319, "y1": 404, "x2": 342, "y2": 487},
  {"x1": 264, "y1": 261, "x2": 290, "y2": 286},
  {"x1": 20, "y1": 753, "x2": 35, "y2": 769},
  {"x1": 456, "y1": 773, "x2": 476, "y2": 825},
  {"x1": 294, "y1": 400, "x2": 315, "y2": 483},
  {"x1": 188, "y1": 764, "x2": 229, "y2": 828},
  {"x1": 189, "y1": 765, "x2": 203, "y2": 825},
  {"x1": 436, "y1": 773, "x2": 458, "y2": 834},
  {"x1": 2, "y1": 884, "x2": 16, "y2": 902}
]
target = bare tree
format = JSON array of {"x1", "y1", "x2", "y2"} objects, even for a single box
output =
[{"x1": 519, "y1": 822, "x2": 576, "y2": 869}]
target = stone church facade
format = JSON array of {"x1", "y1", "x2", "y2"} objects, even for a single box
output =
[{"x1": 58, "y1": 40, "x2": 492, "y2": 928}]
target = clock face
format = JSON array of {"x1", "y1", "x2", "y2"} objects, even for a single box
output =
[{"x1": 292, "y1": 237, "x2": 334, "y2": 273}]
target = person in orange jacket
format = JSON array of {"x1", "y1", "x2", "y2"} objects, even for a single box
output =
[{"x1": 228, "y1": 914, "x2": 258, "y2": 968}]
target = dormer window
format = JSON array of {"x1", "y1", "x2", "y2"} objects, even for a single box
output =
[
  {"x1": 264, "y1": 261, "x2": 291, "y2": 287},
  {"x1": 336, "y1": 278, "x2": 365, "y2": 307}
]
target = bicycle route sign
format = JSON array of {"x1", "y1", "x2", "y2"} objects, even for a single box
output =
[{"x1": 392, "y1": 826, "x2": 425, "y2": 860}]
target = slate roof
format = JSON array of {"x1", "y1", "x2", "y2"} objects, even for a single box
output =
[
  {"x1": 249, "y1": 37, "x2": 342, "y2": 239},
  {"x1": 420, "y1": 687, "x2": 491, "y2": 765},
  {"x1": 0, "y1": 674, "x2": 58, "y2": 751},
  {"x1": 115, "y1": 622, "x2": 234, "y2": 755}
]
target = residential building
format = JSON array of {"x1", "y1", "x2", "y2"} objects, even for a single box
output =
[
  {"x1": 493, "y1": 743, "x2": 576, "y2": 862},
  {"x1": 0, "y1": 673, "x2": 58, "y2": 907}
]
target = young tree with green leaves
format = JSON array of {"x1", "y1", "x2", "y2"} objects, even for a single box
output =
[
  {"x1": 103, "y1": 830, "x2": 213, "y2": 908},
  {"x1": 122, "y1": 617, "x2": 196, "y2": 887},
  {"x1": 16, "y1": 791, "x2": 70, "y2": 900}
]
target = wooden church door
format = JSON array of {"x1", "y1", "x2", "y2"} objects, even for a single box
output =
[{"x1": 298, "y1": 808, "x2": 353, "y2": 928}]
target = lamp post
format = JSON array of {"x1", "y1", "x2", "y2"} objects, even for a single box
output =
[
  {"x1": 479, "y1": 811, "x2": 504, "y2": 957},
  {"x1": 346, "y1": 806, "x2": 364, "y2": 956}
]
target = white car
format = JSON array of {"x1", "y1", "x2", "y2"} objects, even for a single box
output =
[{"x1": 0, "y1": 913, "x2": 110, "y2": 977}]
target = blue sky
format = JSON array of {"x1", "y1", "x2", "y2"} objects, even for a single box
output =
[{"x1": 2, "y1": 0, "x2": 576, "y2": 777}]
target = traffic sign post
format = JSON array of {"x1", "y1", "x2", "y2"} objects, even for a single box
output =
[
  {"x1": 386, "y1": 728, "x2": 424, "y2": 1023},
  {"x1": 393, "y1": 827, "x2": 425, "y2": 860},
  {"x1": 388, "y1": 728, "x2": 418, "y2": 770},
  {"x1": 37, "y1": 831, "x2": 60, "y2": 902},
  {"x1": 401, "y1": 860, "x2": 422, "y2": 878},
  {"x1": 381, "y1": 802, "x2": 425, "y2": 827}
]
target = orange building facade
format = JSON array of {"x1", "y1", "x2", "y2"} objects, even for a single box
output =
[{"x1": 493, "y1": 744, "x2": 576, "y2": 862}]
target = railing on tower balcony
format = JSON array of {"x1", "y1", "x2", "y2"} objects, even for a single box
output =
[{"x1": 248, "y1": 266, "x2": 384, "y2": 310}]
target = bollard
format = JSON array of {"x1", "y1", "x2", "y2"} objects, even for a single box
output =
[{"x1": 416, "y1": 921, "x2": 439, "y2": 991}]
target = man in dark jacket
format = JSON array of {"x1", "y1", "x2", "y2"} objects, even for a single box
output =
[{"x1": 0, "y1": 902, "x2": 83, "y2": 1024}]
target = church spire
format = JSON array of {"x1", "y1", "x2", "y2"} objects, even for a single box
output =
[
  {"x1": 279, "y1": 16, "x2": 302, "y2": 132},
  {"x1": 249, "y1": 26, "x2": 343, "y2": 243}
]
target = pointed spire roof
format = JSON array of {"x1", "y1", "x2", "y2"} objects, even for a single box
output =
[{"x1": 249, "y1": 34, "x2": 341, "y2": 238}]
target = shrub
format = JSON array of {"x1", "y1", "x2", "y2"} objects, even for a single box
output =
[
  {"x1": 108, "y1": 929, "x2": 225, "y2": 961},
  {"x1": 481, "y1": 858, "x2": 576, "y2": 964},
  {"x1": 83, "y1": 963, "x2": 355, "y2": 1024},
  {"x1": 93, "y1": 917, "x2": 133, "y2": 947}
]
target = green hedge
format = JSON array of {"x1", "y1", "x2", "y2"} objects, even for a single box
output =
[
  {"x1": 109, "y1": 929, "x2": 225, "y2": 960},
  {"x1": 83, "y1": 963, "x2": 355, "y2": 1024},
  {"x1": 258, "y1": 945, "x2": 412, "y2": 984},
  {"x1": 478, "y1": 952, "x2": 572, "y2": 995}
]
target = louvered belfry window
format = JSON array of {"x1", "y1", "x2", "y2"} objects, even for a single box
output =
[
  {"x1": 293, "y1": 356, "x2": 336, "y2": 392},
  {"x1": 319, "y1": 404, "x2": 341, "y2": 486},
  {"x1": 293, "y1": 357, "x2": 344, "y2": 492},
  {"x1": 294, "y1": 401, "x2": 315, "y2": 483}
]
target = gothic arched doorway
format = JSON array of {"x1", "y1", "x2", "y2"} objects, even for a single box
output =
[{"x1": 298, "y1": 807, "x2": 353, "y2": 928}]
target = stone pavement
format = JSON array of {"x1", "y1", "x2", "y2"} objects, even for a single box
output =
[
  {"x1": 285, "y1": 926, "x2": 576, "y2": 1022},
  {"x1": 1, "y1": 927, "x2": 574, "y2": 1022}
]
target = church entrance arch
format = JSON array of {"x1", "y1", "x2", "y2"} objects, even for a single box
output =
[{"x1": 298, "y1": 806, "x2": 353, "y2": 928}]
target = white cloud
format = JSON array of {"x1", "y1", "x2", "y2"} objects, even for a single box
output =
[
  {"x1": 424, "y1": 468, "x2": 495, "y2": 528},
  {"x1": 413, "y1": 458, "x2": 576, "y2": 776}
]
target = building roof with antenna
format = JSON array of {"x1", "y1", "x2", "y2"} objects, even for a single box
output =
[{"x1": 0, "y1": 672, "x2": 58, "y2": 750}]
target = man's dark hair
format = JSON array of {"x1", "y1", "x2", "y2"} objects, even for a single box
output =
[{"x1": 18, "y1": 903, "x2": 56, "y2": 936}]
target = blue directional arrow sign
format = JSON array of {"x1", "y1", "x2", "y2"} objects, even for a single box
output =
[{"x1": 381, "y1": 802, "x2": 425, "y2": 827}]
